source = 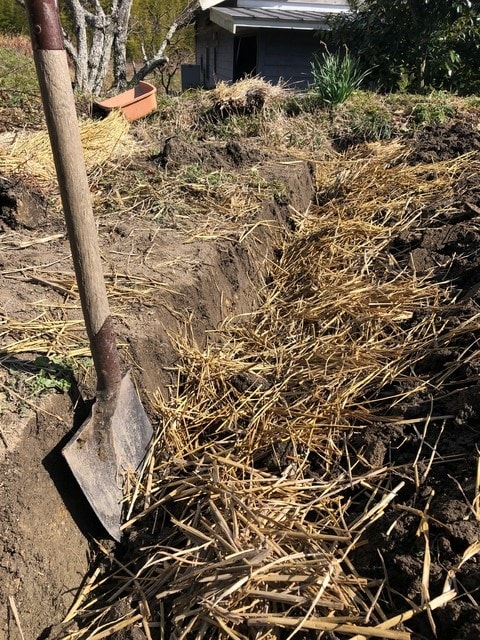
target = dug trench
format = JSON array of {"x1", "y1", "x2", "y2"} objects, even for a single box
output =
[
  {"x1": 1, "y1": 122, "x2": 480, "y2": 639},
  {"x1": 0, "y1": 148, "x2": 316, "y2": 639}
]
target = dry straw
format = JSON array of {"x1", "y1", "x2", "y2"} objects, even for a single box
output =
[
  {"x1": 0, "y1": 314, "x2": 88, "y2": 358},
  {"x1": 59, "y1": 146, "x2": 480, "y2": 639},
  {"x1": 211, "y1": 78, "x2": 287, "y2": 115},
  {"x1": 0, "y1": 110, "x2": 133, "y2": 187},
  {"x1": 0, "y1": 267, "x2": 176, "y2": 361}
]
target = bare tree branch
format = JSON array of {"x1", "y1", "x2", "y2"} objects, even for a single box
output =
[
  {"x1": 17, "y1": 0, "x2": 200, "y2": 95},
  {"x1": 128, "y1": 1, "x2": 199, "y2": 87}
]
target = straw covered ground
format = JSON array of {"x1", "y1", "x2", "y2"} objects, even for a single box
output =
[{"x1": 1, "y1": 79, "x2": 480, "y2": 640}]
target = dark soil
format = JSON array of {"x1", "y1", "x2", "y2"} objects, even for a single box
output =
[
  {"x1": 407, "y1": 118, "x2": 480, "y2": 164},
  {"x1": 1, "y1": 119, "x2": 480, "y2": 640},
  {"x1": 349, "y1": 121, "x2": 480, "y2": 640},
  {"x1": 152, "y1": 136, "x2": 270, "y2": 172}
]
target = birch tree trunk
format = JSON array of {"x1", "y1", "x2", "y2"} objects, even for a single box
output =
[
  {"x1": 16, "y1": 0, "x2": 199, "y2": 95},
  {"x1": 111, "y1": 0, "x2": 133, "y2": 89},
  {"x1": 65, "y1": 0, "x2": 116, "y2": 94}
]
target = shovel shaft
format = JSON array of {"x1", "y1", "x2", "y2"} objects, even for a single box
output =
[{"x1": 25, "y1": 0, "x2": 122, "y2": 394}]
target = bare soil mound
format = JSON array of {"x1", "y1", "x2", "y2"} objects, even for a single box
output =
[{"x1": 346, "y1": 122, "x2": 480, "y2": 639}]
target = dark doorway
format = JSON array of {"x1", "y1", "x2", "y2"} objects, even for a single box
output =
[{"x1": 234, "y1": 35, "x2": 257, "y2": 81}]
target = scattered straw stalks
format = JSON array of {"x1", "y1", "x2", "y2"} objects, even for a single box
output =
[
  {"x1": 62, "y1": 148, "x2": 480, "y2": 639},
  {"x1": 0, "y1": 313, "x2": 88, "y2": 359},
  {"x1": 0, "y1": 268, "x2": 177, "y2": 363}
]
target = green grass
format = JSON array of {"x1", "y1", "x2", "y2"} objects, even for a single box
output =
[
  {"x1": 0, "y1": 34, "x2": 44, "y2": 127},
  {"x1": 333, "y1": 92, "x2": 396, "y2": 142},
  {"x1": 1, "y1": 355, "x2": 85, "y2": 400},
  {"x1": 410, "y1": 94, "x2": 457, "y2": 126},
  {"x1": 0, "y1": 355, "x2": 79, "y2": 420},
  {"x1": 28, "y1": 356, "x2": 74, "y2": 395}
]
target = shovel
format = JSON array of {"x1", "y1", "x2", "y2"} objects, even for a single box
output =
[{"x1": 25, "y1": 0, "x2": 153, "y2": 542}]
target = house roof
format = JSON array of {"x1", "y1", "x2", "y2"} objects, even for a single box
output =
[
  {"x1": 200, "y1": 1, "x2": 350, "y2": 8},
  {"x1": 210, "y1": 7, "x2": 338, "y2": 32},
  {"x1": 200, "y1": 2, "x2": 351, "y2": 34}
]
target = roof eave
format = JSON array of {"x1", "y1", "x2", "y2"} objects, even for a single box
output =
[
  {"x1": 210, "y1": 8, "x2": 330, "y2": 33},
  {"x1": 199, "y1": 0, "x2": 223, "y2": 10}
]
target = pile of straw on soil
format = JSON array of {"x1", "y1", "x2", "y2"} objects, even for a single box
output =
[
  {"x1": 0, "y1": 111, "x2": 132, "y2": 188},
  {"x1": 210, "y1": 78, "x2": 287, "y2": 116},
  {"x1": 62, "y1": 146, "x2": 479, "y2": 639}
]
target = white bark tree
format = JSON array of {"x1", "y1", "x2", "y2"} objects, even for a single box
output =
[
  {"x1": 18, "y1": 0, "x2": 199, "y2": 95},
  {"x1": 129, "y1": 2, "x2": 197, "y2": 87}
]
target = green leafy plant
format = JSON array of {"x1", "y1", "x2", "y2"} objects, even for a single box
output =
[
  {"x1": 28, "y1": 356, "x2": 73, "y2": 396},
  {"x1": 329, "y1": 0, "x2": 480, "y2": 94},
  {"x1": 310, "y1": 46, "x2": 371, "y2": 107},
  {"x1": 351, "y1": 106, "x2": 394, "y2": 141}
]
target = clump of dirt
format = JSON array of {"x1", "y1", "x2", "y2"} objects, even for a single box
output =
[
  {"x1": 152, "y1": 136, "x2": 269, "y2": 172},
  {"x1": 0, "y1": 177, "x2": 47, "y2": 231},
  {"x1": 407, "y1": 119, "x2": 480, "y2": 164}
]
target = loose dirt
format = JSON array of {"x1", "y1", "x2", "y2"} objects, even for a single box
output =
[
  {"x1": 0, "y1": 137, "x2": 315, "y2": 639},
  {"x1": 349, "y1": 119, "x2": 480, "y2": 640},
  {"x1": 1, "y1": 118, "x2": 480, "y2": 640}
]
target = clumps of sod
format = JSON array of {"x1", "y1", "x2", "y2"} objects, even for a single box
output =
[{"x1": 62, "y1": 146, "x2": 480, "y2": 639}]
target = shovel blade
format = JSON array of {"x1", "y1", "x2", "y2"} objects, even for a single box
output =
[{"x1": 62, "y1": 374, "x2": 153, "y2": 541}]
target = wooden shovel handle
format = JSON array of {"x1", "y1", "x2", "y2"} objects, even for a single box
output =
[{"x1": 25, "y1": 0, "x2": 122, "y2": 395}]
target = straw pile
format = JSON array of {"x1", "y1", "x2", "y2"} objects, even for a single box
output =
[
  {"x1": 210, "y1": 78, "x2": 287, "y2": 116},
  {"x1": 0, "y1": 110, "x2": 133, "y2": 188},
  {"x1": 63, "y1": 146, "x2": 479, "y2": 639}
]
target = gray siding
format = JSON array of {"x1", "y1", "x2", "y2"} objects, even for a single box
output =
[
  {"x1": 216, "y1": 29, "x2": 235, "y2": 84},
  {"x1": 195, "y1": 14, "x2": 322, "y2": 89},
  {"x1": 257, "y1": 30, "x2": 319, "y2": 88},
  {"x1": 196, "y1": 15, "x2": 234, "y2": 88}
]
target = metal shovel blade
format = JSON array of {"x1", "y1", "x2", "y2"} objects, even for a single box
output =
[{"x1": 62, "y1": 374, "x2": 153, "y2": 541}]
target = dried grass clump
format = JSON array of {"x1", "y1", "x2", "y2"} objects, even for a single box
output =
[
  {"x1": 0, "y1": 34, "x2": 32, "y2": 56},
  {"x1": 63, "y1": 150, "x2": 478, "y2": 639},
  {"x1": 315, "y1": 140, "x2": 465, "y2": 215},
  {"x1": 211, "y1": 78, "x2": 288, "y2": 116},
  {"x1": 0, "y1": 110, "x2": 134, "y2": 187}
]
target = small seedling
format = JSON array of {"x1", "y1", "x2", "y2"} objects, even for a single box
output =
[{"x1": 28, "y1": 355, "x2": 73, "y2": 396}]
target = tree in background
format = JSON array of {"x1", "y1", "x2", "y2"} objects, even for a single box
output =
[
  {"x1": 128, "y1": 0, "x2": 195, "y2": 90},
  {"x1": 12, "y1": 0, "x2": 198, "y2": 95},
  {"x1": 0, "y1": 0, "x2": 27, "y2": 32},
  {"x1": 330, "y1": 0, "x2": 480, "y2": 94}
]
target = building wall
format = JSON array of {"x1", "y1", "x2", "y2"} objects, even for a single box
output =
[
  {"x1": 196, "y1": 14, "x2": 322, "y2": 89},
  {"x1": 257, "y1": 30, "x2": 319, "y2": 88},
  {"x1": 196, "y1": 14, "x2": 235, "y2": 88}
]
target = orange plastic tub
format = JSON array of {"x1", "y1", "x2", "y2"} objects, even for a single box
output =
[{"x1": 95, "y1": 81, "x2": 157, "y2": 121}]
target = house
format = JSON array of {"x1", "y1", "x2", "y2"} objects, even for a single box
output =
[{"x1": 195, "y1": 0, "x2": 351, "y2": 89}]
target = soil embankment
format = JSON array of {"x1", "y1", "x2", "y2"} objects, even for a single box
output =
[
  {"x1": 0, "y1": 152, "x2": 315, "y2": 639},
  {"x1": 1, "y1": 120, "x2": 480, "y2": 639}
]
